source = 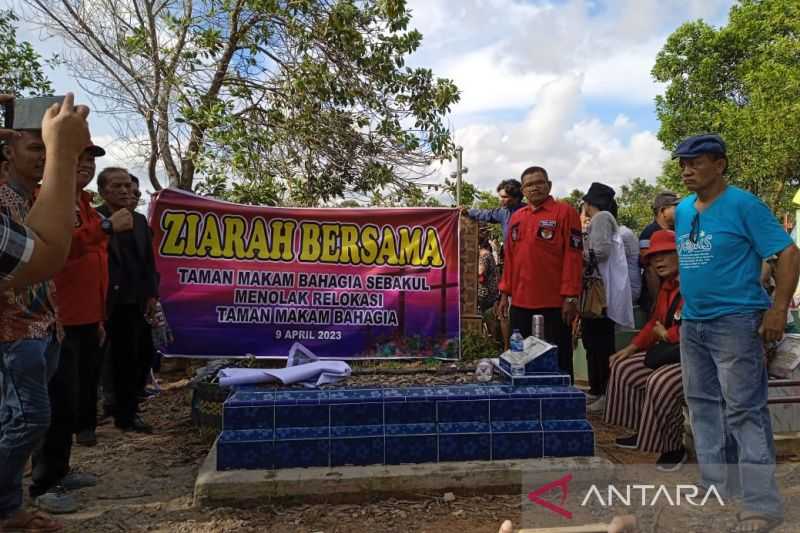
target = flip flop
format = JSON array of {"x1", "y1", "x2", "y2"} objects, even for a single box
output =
[
  {"x1": 1, "y1": 511, "x2": 64, "y2": 532},
  {"x1": 731, "y1": 512, "x2": 783, "y2": 533}
]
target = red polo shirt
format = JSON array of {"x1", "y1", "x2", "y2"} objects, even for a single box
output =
[
  {"x1": 499, "y1": 196, "x2": 583, "y2": 309},
  {"x1": 53, "y1": 190, "x2": 109, "y2": 325}
]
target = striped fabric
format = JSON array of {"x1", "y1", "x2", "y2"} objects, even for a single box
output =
[
  {"x1": 0, "y1": 212, "x2": 34, "y2": 281},
  {"x1": 603, "y1": 353, "x2": 685, "y2": 453}
]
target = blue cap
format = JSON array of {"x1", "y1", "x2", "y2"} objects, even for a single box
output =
[{"x1": 671, "y1": 134, "x2": 726, "y2": 159}]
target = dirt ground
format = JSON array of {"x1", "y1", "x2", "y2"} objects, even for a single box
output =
[{"x1": 41, "y1": 368, "x2": 800, "y2": 532}]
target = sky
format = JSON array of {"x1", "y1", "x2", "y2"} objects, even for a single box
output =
[{"x1": 13, "y1": 0, "x2": 736, "y2": 200}]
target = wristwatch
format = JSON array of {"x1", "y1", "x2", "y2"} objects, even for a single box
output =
[
  {"x1": 564, "y1": 297, "x2": 578, "y2": 304},
  {"x1": 101, "y1": 219, "x2": 114, "y2": 235}
]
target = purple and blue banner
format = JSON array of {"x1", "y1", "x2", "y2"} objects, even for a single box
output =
[{"x1": 150, "y1": 189, "x2": 461, "y2": 359}]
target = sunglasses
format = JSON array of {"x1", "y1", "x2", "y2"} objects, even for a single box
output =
[{"x1": 689, "y1": 212, "x2": 700, "y2": 244}]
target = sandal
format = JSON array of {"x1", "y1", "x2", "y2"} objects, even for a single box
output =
[
  {"x1": 731, "y1": 512, "x2": 783, "y2": 533},
  {"x1": 0, "y1": 510, "x2": 64, "y2": 532}
]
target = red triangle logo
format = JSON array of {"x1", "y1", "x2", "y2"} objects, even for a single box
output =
[{"x1": 527, "y1": 473, "x2": 573, "y2": 519}]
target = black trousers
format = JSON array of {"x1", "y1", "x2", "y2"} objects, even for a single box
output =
[
  {"x1": 582, "y1": 316, "x2": 616, "y2": 396},
  {"x1": 137, "y1": 324, "x2": 155, "y2": 394},
  {"x1": 74, "y1": 325, "x2": 103, "y2": 433},
  {"x1": 30, "y1": 328, "x2": 83, "y2": 497},
  {"x1": 108, "y1": 304, "x2": 148, "y2": 426},
  {"x1": 509, "y1": 306, "x2": 574, "y2": 382}
]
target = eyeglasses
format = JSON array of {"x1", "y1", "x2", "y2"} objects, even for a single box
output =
[{"x1": 689, "y1": 212, "x2": 700, "y2": 243}]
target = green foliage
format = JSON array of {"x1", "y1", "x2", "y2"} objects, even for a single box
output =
[
  {"x1": 26, "y1": 1, "x2": 460, "y2": 200},
  {"x1": 652, "y1": 0, "x2": 800, "y2": 213},
  {"x1": 559, "y1": 189, "x2": 585, "y2": 211},
  {"x1": 460, "y1": 331, "x2": 501, "y2": 362},
  {"x1": 0, "y1": 11, "x2": 52, "y2": 96},
  {"x1": 368, "y1": 182, "x2": 443, "y2": 207},
  {"x1": 616, "y1": 178, "x2": 661, "y2": 233},
  {"x1": 443, "y1": 177, "x2": 478, "y2": 207},
  {"x1": 472, "y1": 188, "x2": 503, "y2": 242}
]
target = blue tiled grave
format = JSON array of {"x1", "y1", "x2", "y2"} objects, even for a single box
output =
[{"x1": 217, "y1": 383, "x2": 593, "y2": 470}]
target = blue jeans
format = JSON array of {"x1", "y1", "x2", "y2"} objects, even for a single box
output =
[
  {"x1": 0, "y1": 335, "x2": 60, "y2": 519},
  {"x1": 681, "y1": 313, "x2": 783, "y2": 519}
]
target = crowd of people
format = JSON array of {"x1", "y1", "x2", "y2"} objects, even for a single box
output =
[
  {"x1": 1, "y1": 93, "x2": 798, "y2": 533},
  {"x1": 466, "y1": 133, "x2": 800, "y2": 533},
  {"x1": 0, "y1": 94, "x2": 164, "y2": 532}
]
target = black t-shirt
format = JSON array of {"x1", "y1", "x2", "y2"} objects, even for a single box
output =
[
  {"x1": 115, "y1": 230, "x2": 147, "y2": 305},
  {"x1": 638, "y1": 220, "x2": 661, "y2": 249},
  {"x1": 637, "y1": 220, "x2": 662, "y2": 311}
]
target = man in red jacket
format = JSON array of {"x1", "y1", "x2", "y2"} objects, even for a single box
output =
[
  {"x1": 497, "y1": 166, "x2": 583, "y2": 379},
  {"x1": 29, "y1": 139, "x2": 133, "y2": 513}
]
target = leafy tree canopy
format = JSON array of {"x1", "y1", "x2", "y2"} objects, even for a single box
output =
[
  {"x1": 25, "y1": 0, "x2": 459, "y2": 203},
  {"x1": 653, "y1": 0, "x2": 800, "y2": 213},
  {"x1": 0, "y1": 10, "x2": 52, "y2": 96}
]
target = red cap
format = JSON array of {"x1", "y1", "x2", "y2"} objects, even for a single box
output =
[{"x1": 642, "y1": 230, "x2": 676, "y2": 262}]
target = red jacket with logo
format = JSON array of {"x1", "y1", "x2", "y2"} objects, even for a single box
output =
[
  {"x1": 53, "y1": 190, "x2": 109, "y2": 325},
  {"x1": 499, "y1": 196, "x2": 583, "y2": 309}
]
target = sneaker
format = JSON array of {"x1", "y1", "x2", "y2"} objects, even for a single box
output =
[
  {"x1": 34, "y1": 487, "x2": 78, "y2": 514},
  {"x1": 586, "y1": 395, "x2": 606, "y2": 414},
  {"x1": 615, "y1": 434, "x2": 639, "y2": 449},
  {"x1": 75, "y1": 429, "x2": 97, "y2": 447},
  {"x1": 656, "y1": 448, "x2": 688, "y2": 472},
  {"x1": 60, "y1": 470, "x2": 97, "y2": 490},
  {"x1": 115, "y1": 415, "x2": 153, "y2": 434}
]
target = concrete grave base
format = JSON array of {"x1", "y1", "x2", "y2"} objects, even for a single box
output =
[{"x1": 194, "y1": 437, "x2": 616, "y2": 507}]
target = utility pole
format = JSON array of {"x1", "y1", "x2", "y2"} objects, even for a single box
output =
[{"x1": 452, "y1": 146, "x2": 468, "y2": 206}]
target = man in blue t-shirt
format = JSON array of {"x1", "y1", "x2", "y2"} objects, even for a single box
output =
[{"x1": 674, "y1": 134, "x2": 800, "y2": 533}]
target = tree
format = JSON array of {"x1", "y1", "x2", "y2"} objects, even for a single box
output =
[
  {"x1": 560, "y1": 189, "x2": 584, "y2": 211},
  {"x1": 368, "y1": 183, "x2": 442, "y2": 207},
  {"x1": 616, "y1": 178, "x2": 660, "y2": 233},
  {"x1": 23, "y1": 0, "x2": 459, "y2": 201},
  {"x1": 652, "y1": 0, "x2": 800, "y2": 213},
  {"x1": 0, "y1": 10, "x2": 52, "y2": 96}
]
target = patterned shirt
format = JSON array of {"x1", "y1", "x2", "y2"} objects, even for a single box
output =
[
  {"x1": 0, "y1": 213, "x2": 34, "y2": 282},
  {"x1": 0, "y1": 181, "x2": 59, "y2": 342}
]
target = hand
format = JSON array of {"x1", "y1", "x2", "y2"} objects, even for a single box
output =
[
  {"x1": 562, "y1": 298, "x2": 578, "y2": 324},
  {"x1": 109, "y1": 208, "x2": 134, "y2": 232},
  {"x1": 0, "y1": 94, "x2": 21, "y2": 142},
  {"x1": 760, "y1": 307, "x2": 787, "y2": 344},
  {"x1": 146, "y1": 298, "x2": 158, "y2": 323},
  {"x1": 41, "y1": 92, "x2": 90, "y2": 161},
  {"x1": 652, "y1": 321, "x2": 668, "y2": 342},
  {"x1": 497, "y1": 294, "x2": 509, "y2": 319},
  {"x1": 97, "y1": 322, "x2": 107, "y2": 347},
  {"x1": 610, "y1": 345, "x2": 636, "y2": 365},
  {"x1": 497, "y1": 520, "x2": 513, "y2": 533},
  {"x1": 608, "y1": 514, "x2": 639, "y2": 532}
]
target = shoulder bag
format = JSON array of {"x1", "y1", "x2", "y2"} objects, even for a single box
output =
[
  {"x1": 644, "y1": 291, "x2": 683, "y2": 370},
  {"x1": 579, "y1": 249, "x2": 607, "y2": 319}
]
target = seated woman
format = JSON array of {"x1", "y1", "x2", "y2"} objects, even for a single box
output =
[{"x1": 603, "y1": 229, "x2": 686, "y2": 472}]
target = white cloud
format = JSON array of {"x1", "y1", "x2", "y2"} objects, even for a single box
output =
[
  {"x1": 429, "y1": 73, "x2": 668, "y2": 197},
  {"x1": 410, "y1": 0, "x2": 732, "y2": 199}
]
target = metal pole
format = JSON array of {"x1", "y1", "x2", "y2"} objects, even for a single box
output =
[{"x1": 455, "y1": 146, "x2": 463, "y2": 206}]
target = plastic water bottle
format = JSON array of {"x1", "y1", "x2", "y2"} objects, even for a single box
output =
[
  {"x1": 509, "y1": 329, "x2": 525, "y2": 376},
  {"x1": 510, "y1": 329, "x2": 524, "y2": 352}
]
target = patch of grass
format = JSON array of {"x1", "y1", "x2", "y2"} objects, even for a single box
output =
[{"x1": 460, "y1": 333, "x2": 502, "y2": 362}]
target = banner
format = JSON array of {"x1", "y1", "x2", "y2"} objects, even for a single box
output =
[{"x1": 150, "y1": 189, "x2": 461, "y2": 359}]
